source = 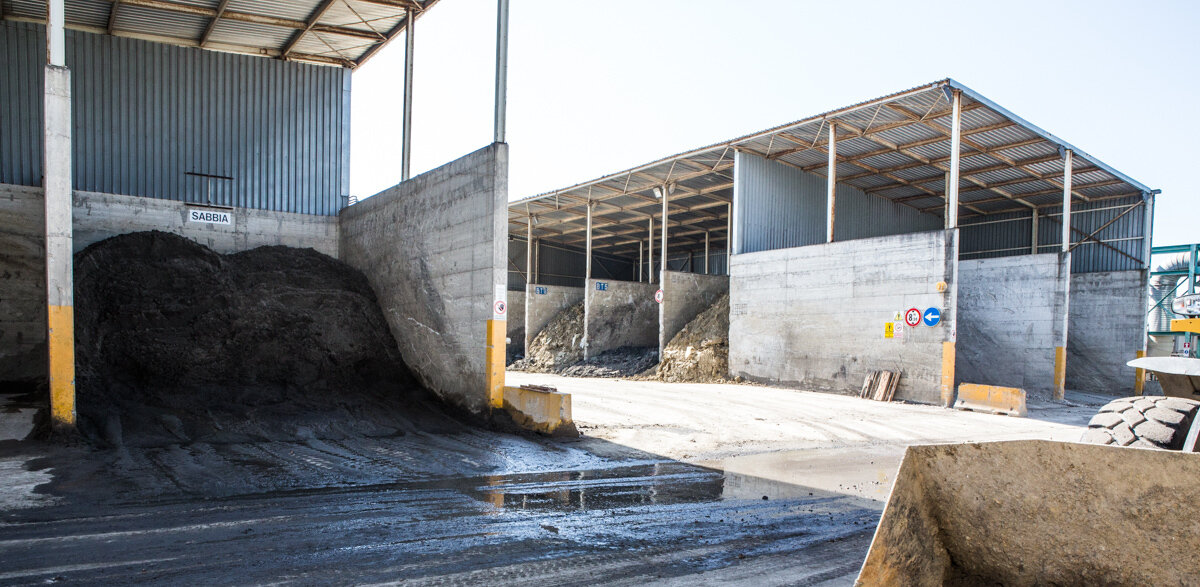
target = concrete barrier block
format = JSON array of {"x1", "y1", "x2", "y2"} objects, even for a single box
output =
[
  {"x1": 502, "y1": 385, "x2": 577, "y2": 436},
  {"x1": 953, "y1": 383, "x2": 1027, "y2": 417}
]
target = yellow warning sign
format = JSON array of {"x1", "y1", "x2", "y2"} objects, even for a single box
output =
[{"x1": 884, "y1": 322, "x2": 895, "y2": 339}]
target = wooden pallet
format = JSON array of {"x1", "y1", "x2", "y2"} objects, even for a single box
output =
[{"x1": 860, "y1": 370, "x2": 901, "y2": 402}]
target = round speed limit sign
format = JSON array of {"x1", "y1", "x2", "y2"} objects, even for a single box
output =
[{"x1": 654, "y1": 289, "x2": 664, "y2": 304}]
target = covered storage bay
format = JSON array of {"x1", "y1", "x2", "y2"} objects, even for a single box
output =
[{"x1": 509, "y1": 79, "x2": 1156, "y2": 402}]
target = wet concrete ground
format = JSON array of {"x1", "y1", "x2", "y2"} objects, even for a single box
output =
[
  {"x1": 0, "y1": 377, "x2": 1103, "y2": 585},
  {"x1": 0, "y1": 451, "x2": 877, "y2": 585}
]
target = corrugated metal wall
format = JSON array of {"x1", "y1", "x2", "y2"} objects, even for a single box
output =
[
  {"x1": 0, "y1": 21, "x2": 350, "y2": 216},
  {"x1": 507, "y1": 238, "x2": 636, "y2": 289},
  {"x1": 960, "y1": 194, "x2": 1147, "y2": 273},
  {"x1": 733, "y1": 151, "x2": 940, "y2": 254}
]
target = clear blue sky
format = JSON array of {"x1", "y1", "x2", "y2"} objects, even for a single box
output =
[{"x1": 351, "y1": 0, "x2": 1198, "y2": 247}]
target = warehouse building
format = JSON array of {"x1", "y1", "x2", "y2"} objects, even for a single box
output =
[
  {"x1": 509, "y1": 79, "x2": 1155, "y2": 402},
  {"x1": 1, "y1": 0, "x2": 517, "y2": 427}
]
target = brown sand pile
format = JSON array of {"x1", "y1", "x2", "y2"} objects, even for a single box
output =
[
  {"x1": 509, "y1": 301, "x2": 585, "y2": 372},
  {"x1": 656, "y1": 294, "x2": 729, "y2": 383}
]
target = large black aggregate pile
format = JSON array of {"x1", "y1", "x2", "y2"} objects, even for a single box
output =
[{"x1": 72, "y1": 231, "x2": 442, "y2": 448}]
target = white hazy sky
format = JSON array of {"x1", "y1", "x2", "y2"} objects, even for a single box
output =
[{"x1": 351, "y1": 0, "x2": 1198, "y2": 247}]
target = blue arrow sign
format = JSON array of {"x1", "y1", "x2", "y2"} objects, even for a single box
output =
[{"x1": 923, "y1": 307, "x2": 942, "y2": 327}]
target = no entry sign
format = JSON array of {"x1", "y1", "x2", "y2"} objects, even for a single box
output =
[{"x1": 904, "y1": 308, "x2": 921, "y2": 327}]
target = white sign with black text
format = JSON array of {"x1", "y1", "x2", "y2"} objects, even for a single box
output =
[{"x1": 187, "y1": 207, "x2": 233, "y2": 225}]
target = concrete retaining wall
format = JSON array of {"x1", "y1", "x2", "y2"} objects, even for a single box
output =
[
  {"x1": 524, "y1": 284, "x2": 585, "y2": 351},
  {"x1": 339, "y1": 144, "x2": 508, "y2": 413},
  {"x1": 956, "y1": 253, "x2": 1069, "y2": 393},
  {"x1": 0, "y1": 183, "x2": 340, "y2": 383},
  {"x1": 1068, "y1": 270, "x2": 1146, "y2": 395},
  {"x1": 0, "y1": 185, "x2": 46, "y2": 383},
  {"x1": 660, "y1": 271, "x2": 729, "y2": 354},
  {"x1": 729, "y1": 230, "x2": 956, "y2": 403},
  {"x1": 507, "y1": 290, "x2": 525, "y2": 352},
  {"x1": 584, "y1": 278, "x2": 658, "y2": 359}
]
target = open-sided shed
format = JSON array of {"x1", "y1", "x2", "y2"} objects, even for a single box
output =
[{"x1": 510, "y1": 79, "x2": 1155, "y2": 401}]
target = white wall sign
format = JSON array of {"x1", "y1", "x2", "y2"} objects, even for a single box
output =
[{"x1": 187, "y1": 208, "x2": 232, "y2": 225}]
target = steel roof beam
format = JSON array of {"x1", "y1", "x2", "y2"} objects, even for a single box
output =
[
  {"x1": 280, "y1": 0, "x2": 338, "y2": 57},
  {"x1": 118, "y1": 0, "x2": 386, "y2": 41},
  {"x1": 199, "y1": 0, "x2": 231, "y2": 47},
  {"x1": 885, "y1": 102, "x2": 1091, "y2": 203}
]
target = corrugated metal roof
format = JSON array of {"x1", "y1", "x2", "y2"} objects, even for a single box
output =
[
  {"x1": 510, "y1": 79, "x2": 1156, "y2": 260},
  {"x1": 1, "y1": 0, "x2": 437, "y2": 68}
]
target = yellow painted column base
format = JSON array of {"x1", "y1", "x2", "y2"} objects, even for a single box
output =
[
  {"x1": 485, "y1": 319, "x2": 506, "y2": 409},
  {"x1": 941, "y1": 341, "x2": 956, "y2": 408},
  {"x1": 48, "y1": 304, "x2": 76, "y2": 430},
  {"x1": 1134, "y1": 350, "x2": 1146, "y2": 396},
  {"x1": 1053, "y1": 346, "x2": 1066, "y2": 401}
]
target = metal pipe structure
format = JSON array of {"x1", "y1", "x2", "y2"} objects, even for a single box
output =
[
  {"x1": 533, "y1": 237, "x2": 539, "y2": 283},
  {"x1": 1062, "y1": 149, "x2": 1073, "y2": 252},
  {"x1": 947, "y1": 89, "x2": 962, "y2": 229},
  {"x1": 493, "y1": 0, "x2": 509, "y2": 144},
  {"x1": 826, "y1": 122, "x2": 836, "y2": 243},
  {"x1": 400, "y1": 7, "x2": 415, "y2": 181}
]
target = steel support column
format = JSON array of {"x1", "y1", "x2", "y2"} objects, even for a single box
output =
[
  {"x1": 947, "y1": 89, "x2": 962, "y2": 229},
  {"x1": 726, "y1": 202, "x2": 731, "y2": 275},
  {"x1": 585, "y1": 201, "x2": 593, "y2": 280},
  {"x1": 1031, "y1": 209, "x2": 1039, "y2": 254},
  {"x1": 493, "y1": 0, "x2": 509, "y2": 144},
  {"x1": 638, "y1": 241, "x2": 643, "y2": 282},
  {"x1": 660, "y1": 189, "x2": 669, "y2": 282},
  {"x1": 704, "y1": 231, "x2": 710, "y2": 274},
  {"x1": 400, "y1": 7, "x2": 414, "y2": 181},
  {"x1": 648, "y1": 217, "x2": 654, "y2": 284},
  {"x1": 1062, "y1": 149, "x2": 1074, "y2": 252},
  {"x1": 525, "y1": 213, "x2": 533, "y2": 287},
  {"x1": 826, "y1": 122, "x2": 837, "y2": 243},
  {"x1": 44, "y1": 0, "x2": 75, "y2": 431}
]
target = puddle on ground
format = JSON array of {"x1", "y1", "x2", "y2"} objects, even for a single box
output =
[{"x1": 462, "y1": 459, "x2": 860, "y2": 512}]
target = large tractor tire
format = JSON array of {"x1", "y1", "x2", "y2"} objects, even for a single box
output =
[{"x1": 1080, "y1": 396, "x2": 1200, "y2": 451}]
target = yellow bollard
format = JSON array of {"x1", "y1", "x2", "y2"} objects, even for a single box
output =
[
  {"x1": 1134, "y1": 349, "x2": 1146, "y2": 396},
  {"x1": 485, "y1": 319, "x2": 506, "y2": 409}
]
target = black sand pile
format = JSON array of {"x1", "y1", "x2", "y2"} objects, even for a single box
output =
[
  {"x1": 71, "y1": 231, "x2": 441, "y2": 448},
  {"x1": 656, "y1": 294, "x2": 729, "y2": 383},
  {"x1": 509, "y1": 301, "x2": 584, "y2": 372}
]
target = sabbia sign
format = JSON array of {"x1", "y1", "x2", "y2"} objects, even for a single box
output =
[{"x1": 186, "y1": 207, "x2": 233, "y2": 225}]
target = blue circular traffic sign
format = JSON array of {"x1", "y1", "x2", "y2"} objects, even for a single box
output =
[{"x1": 923, "y1": 307, "x2": 941, "y2": 327}]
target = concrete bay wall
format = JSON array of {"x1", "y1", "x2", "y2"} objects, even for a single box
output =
[
  {"x1": 0, "y1": 183, "x2": 339, "y2": 384},
  {"x1": 584, "y1": 278, "x2": 658, "y2": 359},
  {"x1": 0, "y1": 185, "x2": 47, "y2": 383},
  {"x1": 729, "y1": 230, "x2": 957, "y2": 403},
  {"x1": 660, "y1": 271, "x2": 729, "y2": 354},
  {"x1": 507, "y1": 289, "x2": 525, "y2": 357},
  {"x1": 339, "y1": 144, "x2": 508, "y2": 413},
  {"x1": 1067, "y1": 270, "x2": 1146, "y2": 395},
  {"x1": 956, "y1": 253, "x2": 1069, "y2": 393},
  {"x1": 524, "y1": 284, "x2": 585, "y2": 351}
]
